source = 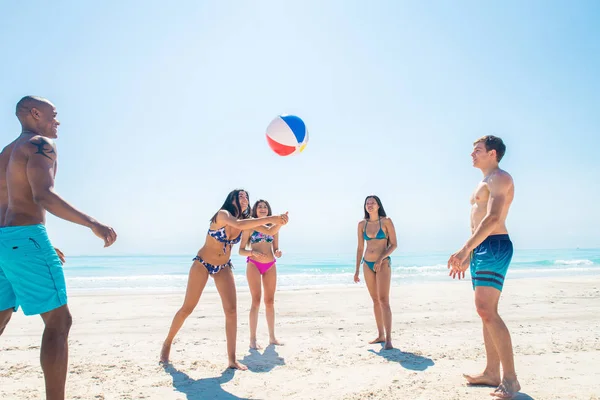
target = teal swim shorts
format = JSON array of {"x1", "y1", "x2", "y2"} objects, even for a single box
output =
[
  {"x1": 470, "y1": 234, "x2": 513, "y2": 292},
  {"x1": 0, "y1": 224, "x2": 67, "y2": 315}
]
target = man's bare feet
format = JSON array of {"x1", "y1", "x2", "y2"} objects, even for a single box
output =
[
  {"x1": 269, "y1": 338, "x2": 283, "y2": 346},
  {"x1": 249, "y1": 339, "x2": 262, "y2": 350},
  {"x1": 383, "y1": 341, "x2": 393, "y2": 350},
  {"x1": 160, "y1": 342, "x2": 171, "y2": 364},
  {"x1": 229, "y1": 361, "x2": 248, "y2": 370},
  {"x1": 369, "y1": 336, "x2": 385, "y2": 344},
  {"x1": 490, "y1": 377, "x2": 521, "y2": 398},
  {"x1": 463, "y1": 371, "x2": 501, "y2": 387}
]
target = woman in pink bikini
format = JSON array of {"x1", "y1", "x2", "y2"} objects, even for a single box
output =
[
  {"x1": 239, "y1": 199, "x2": 284, "y2": 349},
  {"x1": 160, "y1": 189, "x2": 288, "y2": 370}
]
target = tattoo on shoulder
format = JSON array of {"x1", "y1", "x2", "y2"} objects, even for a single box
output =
[{"x1": 30, "y1": 138, "x2": 55, "y2": 160}]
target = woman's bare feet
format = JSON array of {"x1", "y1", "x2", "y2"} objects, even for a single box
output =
[
  {"x1": 249, "y1": 339, "x2": 262, "y2": 350},
  {"x1": 229, "y1": 361, "x2": 248, "y2": 370},
  {"x1": 383, "y1": 340, "x2": 393, "y2": 350},
  {"x1": 490, "y1": 377, "x2": 521, "y2": 398},
  {"x1": 269, "y1": 338, "x2": 283, "y2": 346},
  {"x1": 463, "y1": 371, "x2": 501, "y2": 387},
  {"x1": 160, "y1": 342, "x2": 172, "y2": 364},
  {"x1": 369, "y1": 336, "x2": 386, "y2": 344}
]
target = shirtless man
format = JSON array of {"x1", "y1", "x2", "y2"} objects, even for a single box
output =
[
  {"x1": 0, "y1": 96, "x2": 117, "y2": 400},
  {"x1": 447, "y1": 135, "x2": 519, "y2": 399}
]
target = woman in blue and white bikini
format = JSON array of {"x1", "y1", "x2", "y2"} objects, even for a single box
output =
[
  {"x1": 354, "y1": 195, "x2": 398, "y2": 350},
  {"x1": 160, "y1": 189, "x2": 288, "y2": 370}
]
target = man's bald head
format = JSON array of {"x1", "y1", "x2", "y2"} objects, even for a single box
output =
[
  {"x1": 15, "y1": 96, "x2": 60, "y2": 138},
  {"x1": 16, "y1": 96, "x2": 54, "y2": 122}
]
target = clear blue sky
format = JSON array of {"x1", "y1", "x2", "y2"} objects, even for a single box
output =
[{"x1": 1, "y1": 0, "x2": 599, "y2": 255}]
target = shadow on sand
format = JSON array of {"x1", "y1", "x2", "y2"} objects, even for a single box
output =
[
  {"x1": 512, "y1": 393, "x2": 536, "y2": 400},
  {"x1": 240, "y1": 344, "x2": 286, "y2": 373},
  {"x1": 163, "y1": 364, "x2": 252, "y2": 400},
  {"x1": 368, "y1": 347, "x2": 435, "y2": 371},
  {"x1": 467, "y1": 383, "x2": 536, "y2": 400}
]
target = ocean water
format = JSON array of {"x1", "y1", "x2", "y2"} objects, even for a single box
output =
[{"x1": 63, "y1": 249, "x2": 600, "y2": 294}]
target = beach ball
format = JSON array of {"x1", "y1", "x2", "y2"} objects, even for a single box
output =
[{"x1": 265, "y1": 115, "x2": 308, "y2": 156}]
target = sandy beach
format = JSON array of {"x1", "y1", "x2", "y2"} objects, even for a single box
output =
[{"x1": 1, "y1": 275, "x2": 599, "y2": 400}]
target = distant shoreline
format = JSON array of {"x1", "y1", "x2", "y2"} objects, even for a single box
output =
[{"x1": 57, "y1": 247, "x2": 600, "y2": 258}]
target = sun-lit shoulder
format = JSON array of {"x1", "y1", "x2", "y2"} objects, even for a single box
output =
[
  {"x1": 215, "y1": 209, "x2": 232, "y2": 223},
  {"x1": 489, "y1": 170, "x2": 513, "y2": 192},
  {"x1": 27, "y1": 135, "x2": 55, "y2": 146},
  {"x1": 357, "y1": 219, "x2": 366, "y2": 228},
  {"x1": 25, "y1": 135, "x2": 57, "y2": 159}
]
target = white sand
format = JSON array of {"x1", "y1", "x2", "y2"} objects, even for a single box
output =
[{"x1": 1, "y1": 276, "x2": 599, "y2": 399}]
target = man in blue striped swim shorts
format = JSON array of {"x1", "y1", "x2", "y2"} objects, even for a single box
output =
[
  {"x1": 447, "y1": 135, "x2": 521, "y2": 399},
  {"x1": 0, "y1": 96, "x2": 117, "y2": 400}
]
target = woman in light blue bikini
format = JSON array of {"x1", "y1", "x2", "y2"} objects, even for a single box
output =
[
  {"x1": 160, "y1": 189, "x2": 288, "y2": 370},
  {"x1": 354, "y1": 195, "x2": 398, "y2": 350},
  {"x1": 239, "y1": 199, "x2": 284, "y2": 349}
]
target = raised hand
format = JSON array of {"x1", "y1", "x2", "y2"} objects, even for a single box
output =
[{"x1": 278, "y1": 212, "x2": 289, "y2": 225}]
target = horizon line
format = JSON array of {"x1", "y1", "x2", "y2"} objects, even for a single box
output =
[{"x1": 60, "y1": 247, "x2": 600, "y2": 258}]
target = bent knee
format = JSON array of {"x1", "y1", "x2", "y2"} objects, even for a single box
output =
[
  {"x1": 0, "y1": 310, "x2": 12, "y2": 327},
  {"x1": 179, "y1": 306, "x2": 195, "y2": 318},
  {"x1": 475, "y1": 304, "x2": 498, "y2": 322},
  {"x1": 43, "y1": 307, "x2": 73, "y2": 332},
  {"x1": 0, "y1": 314, "x2": 11, "y2": 335}
]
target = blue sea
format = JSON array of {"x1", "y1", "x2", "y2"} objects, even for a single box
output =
[{"x1": 63, "y1": 249, "x2": 600, "y2": 294}]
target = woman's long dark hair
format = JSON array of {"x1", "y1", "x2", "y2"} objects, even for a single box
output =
[
  {"x1": 210, "y1": 189, "x2": 251, "y2": 224},
  {"x1": 363, "y1": 195, "x2": 387, "y2": 220},
  {"x1": 251, "y1": 199, "x2": 273, "y2": 218}
]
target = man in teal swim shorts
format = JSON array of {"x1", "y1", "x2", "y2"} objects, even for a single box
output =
[
  {"x1": 0, "y1": 96, "x2": 117, "y2": 400},
  {"x1": 447, "y1": 135, "x2": 520, "y2": 399}
]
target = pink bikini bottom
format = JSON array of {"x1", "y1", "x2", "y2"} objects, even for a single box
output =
[{"x1": 247, "y1": 257, "x2": 276, "y2": 275}]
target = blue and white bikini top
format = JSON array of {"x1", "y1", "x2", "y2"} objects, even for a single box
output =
[
  {"x1": 208, "y1": 226, "x2": 242, "y2": 253},
  {"x1": 249, "y1": 230, "x2": 274, "y2": 244}
]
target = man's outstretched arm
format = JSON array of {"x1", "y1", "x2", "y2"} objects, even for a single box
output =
[
  {"x1": 26, "y1": 136, "x2": 117, "y2": 246},
  {"x1": 27, "y1": 137, "x2": 97, "y2": 227}
]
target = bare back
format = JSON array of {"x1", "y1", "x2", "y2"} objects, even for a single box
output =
[
  {"x1": 0, "y1": 141, "x2": 17, "y2": 225},
  {"x1": 0, "y1": 134, "x2": 57, "y2": 227},
  {"x1": 469, "y1": 168, "x2": 514, "y2": 235}
]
